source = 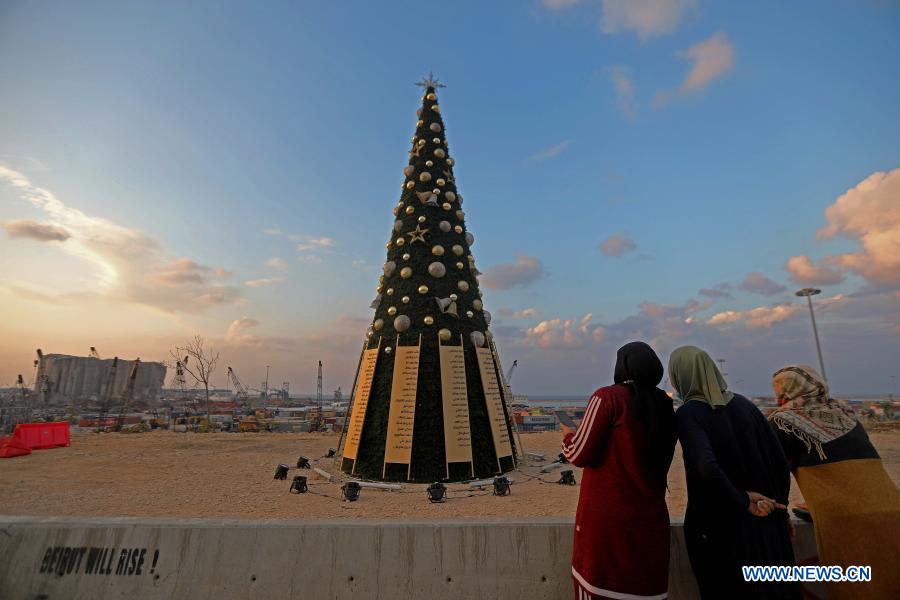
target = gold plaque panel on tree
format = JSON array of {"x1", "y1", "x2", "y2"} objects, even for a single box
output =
[
  {"x1": 342, "y1": 346, "x2": 380, "y2": 466},
  {"x1": 475, "y1": 347, "x2": 514, "y2": 470},
  {"x1": 382, "y1": 338, "x2": 421, "y2": 479},
  {"x1": 439, "y1": 342, "x2": 473, "y2": 478}
]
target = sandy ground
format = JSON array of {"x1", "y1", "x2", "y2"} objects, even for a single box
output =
[{"x1": 2, "y1": 430, "x2": 898, "y2": 520}]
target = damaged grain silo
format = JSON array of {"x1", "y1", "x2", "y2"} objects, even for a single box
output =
[{"x1": 34, "y1": 351, "x2": 167, "y2": 406}]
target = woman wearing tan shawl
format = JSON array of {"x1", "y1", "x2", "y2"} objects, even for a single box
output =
[{"x1": 769, "y1": 365, "x2": 900, "y2": 599}]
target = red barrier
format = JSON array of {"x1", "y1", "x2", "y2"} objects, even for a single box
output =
[
  {"x1": 13, "y1": 422, "x2": 70, "y2": 450},
  {"x1": 0, "y1": 435, "x2": 32, "y2": 458}
]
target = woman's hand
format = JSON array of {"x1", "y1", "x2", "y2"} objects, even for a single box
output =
[{"x1": 747, "y1": 491, "x2": 786, "y2": 517}]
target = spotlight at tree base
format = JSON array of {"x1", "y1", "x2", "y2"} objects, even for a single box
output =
[
  {"x1": 558, "y1": 470, "x2": 577, "y2": 486},
  {"x1": 297, "y1": 456, "x2": 311, "y2": 469},
  {"x1": 426, "y1": 482, "x2": 447, "y2": 503},
  {"x1": 342, "y1": 481, "x2": 362, "y2": 502},
  {"x1": 325, "y1": 448, "x2": 337, "y2": 458},
  {"x1": 493, "y1": 476, "x2": 511, "y2": 497},
  {"x1": 274, "y1": 464, "x2": 289, "y2": 480},
  {"x1": 289, "y1": 475, "x2": 308, "y2": 494}
]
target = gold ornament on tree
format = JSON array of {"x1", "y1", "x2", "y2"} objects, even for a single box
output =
[{"x1": 406, "y1": 224, "x2": 429, "y2": 244}]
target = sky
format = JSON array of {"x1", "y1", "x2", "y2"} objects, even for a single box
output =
[{"x1": 1, "y1": 0, "x2": 898, "y2": 397}]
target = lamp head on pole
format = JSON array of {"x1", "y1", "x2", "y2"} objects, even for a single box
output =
[{"x1": 795, "y1": 288, "x2": 821, "y2": 298}]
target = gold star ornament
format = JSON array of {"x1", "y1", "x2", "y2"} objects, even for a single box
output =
[{"x1": 406, "y1": 224, "x2": 429, "y2": 244}]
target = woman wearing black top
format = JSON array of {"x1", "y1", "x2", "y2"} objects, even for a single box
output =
[{"x1": 670, "y1": 346, "x2": 799, "y2": 600}]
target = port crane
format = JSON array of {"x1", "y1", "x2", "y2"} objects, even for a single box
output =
[
  {"x1": 96, "y1": 357, "x2": 119, "y2": 432},
  {"x1": 312, "y1": 361, "x2": 325, "y2": 432},
  {"x1": 113, "y1": 359, "x2": 141, "y2": 431},
  {"x1": 226, "y1": 366, "x2": 250, "y2": 405}
]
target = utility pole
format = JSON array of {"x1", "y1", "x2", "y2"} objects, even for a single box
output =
[
  {"x1": 264, "y1": 365, "x2": 270, "y2": 405},
  {"x1": 796, "y1": 288, "x2": 827, "y2": 382},
  {"x1": 716, "y1": 358, "x2": 727, "y2": 378}
]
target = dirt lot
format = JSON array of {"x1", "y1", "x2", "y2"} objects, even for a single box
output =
[{"x1": 2, "y1": 429, "x2": 898, "y2": 519}]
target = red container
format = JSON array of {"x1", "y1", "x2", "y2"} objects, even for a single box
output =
[
  {"x1": 13, "y1": 422, "x2": 71, "y2": 450},
  {"x1": 0, "y1": 435, "x2": 32, "y2": 458}
]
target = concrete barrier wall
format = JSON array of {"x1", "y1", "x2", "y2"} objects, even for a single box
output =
[{"x1": 0, "y1": 516, "x2": 816, "y2": 600}]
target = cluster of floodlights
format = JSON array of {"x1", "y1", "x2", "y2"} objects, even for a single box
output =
[{"x1": 276, "y1": 462, "x2": 575, "y2": 502}]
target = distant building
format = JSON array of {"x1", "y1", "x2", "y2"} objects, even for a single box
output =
[{"x1": 35, "y1": 354, "x2": 166, "y2": 405}]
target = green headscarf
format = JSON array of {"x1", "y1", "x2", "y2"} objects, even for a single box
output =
[{"x1": 668, "y1": 346, "x2": 734, "y2": 408}]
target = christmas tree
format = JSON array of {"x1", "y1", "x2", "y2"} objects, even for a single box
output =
[{"x1": 340, "y1": 74, "x2": 517, "y2": 483}]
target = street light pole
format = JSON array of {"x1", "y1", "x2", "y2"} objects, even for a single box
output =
[{"x1": 796, "y1": 288, "x2": 827, "y2": 382}]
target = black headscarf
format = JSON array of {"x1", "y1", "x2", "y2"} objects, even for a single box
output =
[{"x1": 613, "y1": 341, "x2": 676, "y2": 485}]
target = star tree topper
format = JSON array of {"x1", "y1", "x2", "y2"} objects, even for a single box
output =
[{"x1": 415, "y1": 72, "x2": 446, "y2": 90}]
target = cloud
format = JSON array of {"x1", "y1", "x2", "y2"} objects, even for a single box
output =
[
  {"x1": 600, "y1": 0, "x2": 696, "y2": 41},
  {"x1": 528, "y1": 140, "x2": 572, "y2": 161},
  {"x1": 294, "y1": 236, "x2": 335, "y2": 252},
  {"x1": 0, "y1": 165, "x2": 240, "y2": 313},
  {"x1": 541, "y1": 0, "x2": 583, "y2": 8},
  {"x1": 226, "y1": 317, "x2": 261, "y2": 343},
  {"x1": 525, "y1": 314, "x2": 605, "y2": 349},
  {"x1": 264, "y1": 227, "x2": 335, "y2": 254},
  {"x1": 498, "y1": 307, "x2": 539, "y2": 319},
  {"x1": 707, "y1": 294, "x2": 844, "y2": 329},
  {"x1": 607, "y1": 65, "x2": 636, "y2": 118},
  {"x1": 4, "y1": 218, "x2": 72, "y2": 242},
  {"x1": 598, "y1": 233, "x2": 637, "y2": 257},
  {"x1": 786, "y1": 255, "x2": 845, "y2": 286},
  {"x1": 266, "y1": 257, "x2": 289, "y2": 271},
  {"x1": 655, "y1": 32, "x2": 734, "y2": 107},
  {"x1": 740, "y1": 272, "x2": 787, "y2": 296},
  {"x1": 244, "y1": 276, "x2": 285, "y2": 288},
  {"x1": 815, "y1": 169, "x2": 900, "y2": 288},
  {"x1": 698, "y1": 282, "x2": 733, "y2": 299},
  {"x1": 481, "y1": 255, "x2": 544, "y2": 289}
]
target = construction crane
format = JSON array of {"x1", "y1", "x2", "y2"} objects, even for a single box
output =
[
  {"x1": 226, "y1": 366, "x2": 249, "y2": 405},
  {"x1": 314, "y1": 361, "x2": 324, "y2": 431},
  {"x1": 16, "y1": 374, "x2": 31, "y2": 425},
  {"x1": 114, "y1": 359, "x2": 141, "y2": 431},
  {"x1": 89, "y1": 346, "x2": 101, "y2": 359},
  {"x1": 35, "y1": 349, "x2": 50, "y2": 405},
  {"x1": 506, "y1": 360, "x2": 518, "y2": 386},
  {"x1": 96, "y1": 357, "x2": 119, "y2": 432}
]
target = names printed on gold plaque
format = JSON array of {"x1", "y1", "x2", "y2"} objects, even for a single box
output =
[
  {"x1": 439, "y1": 345, "x2": 472, "y2": 465},
  {"x1": 343, "y1": 348, "x2": 379, "y2": 461},
  {"x1": 475, "y1": 347, "x2": 513, "y2": 461},
  {"x1": 383, "y1": 344, "x2": 420, "y2": 470}
]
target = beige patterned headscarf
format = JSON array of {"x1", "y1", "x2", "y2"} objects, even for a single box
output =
[{"x1": 769, "y1": 365, "x2": 857, "y2": 460}]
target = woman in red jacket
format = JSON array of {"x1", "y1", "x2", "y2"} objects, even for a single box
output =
[{"x1": 562, "y1": 341, "x2": 676, "y2": 600}]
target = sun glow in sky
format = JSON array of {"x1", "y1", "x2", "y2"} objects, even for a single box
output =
[{"x1": 1, "y1": 1, "x2": 898, "y2": 396}]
